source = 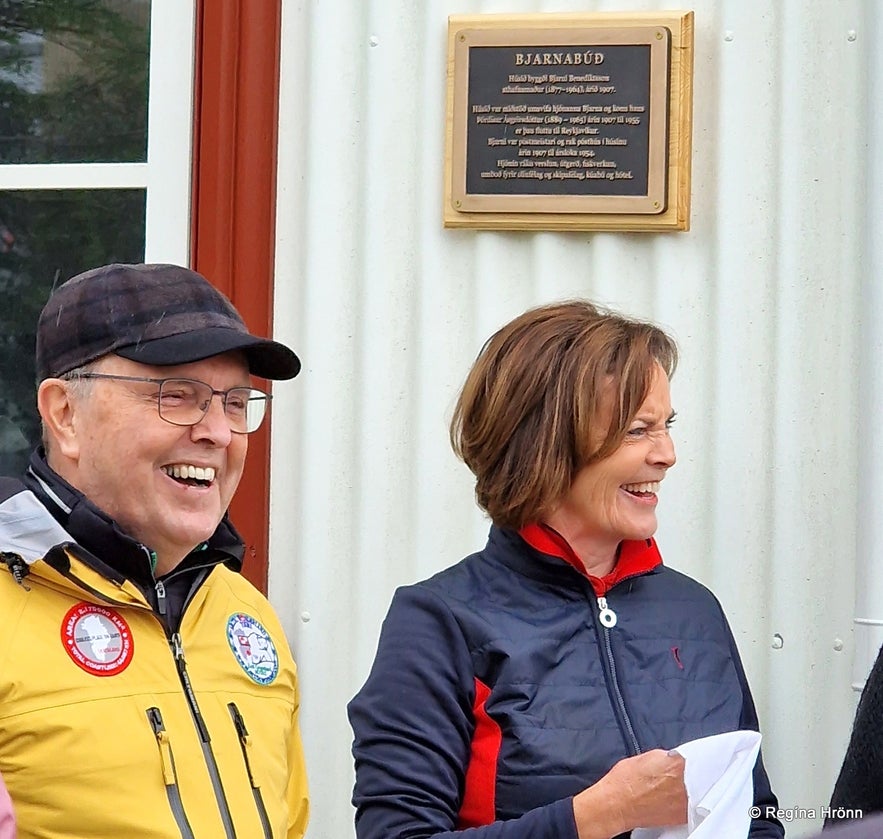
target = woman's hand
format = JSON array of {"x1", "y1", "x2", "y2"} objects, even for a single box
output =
[{"x1": 572, "y1": 749, "x2": 687, "y2": 839}]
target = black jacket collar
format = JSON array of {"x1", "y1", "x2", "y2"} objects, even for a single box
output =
[{"x1": 22, "y1": 448, "x2": 244, "y2": 588}]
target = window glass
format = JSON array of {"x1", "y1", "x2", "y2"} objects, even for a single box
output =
[
  {"x1": 0, "y1": 189, "x2": 146, "y2": 474},
  {"x1": 0, "y1": 0, "x2": 150, "y2": 164}
]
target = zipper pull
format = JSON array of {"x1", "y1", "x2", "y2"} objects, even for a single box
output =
[
  {"x1": 229, "y1": 703, "x2": 248, "y2": 741},
  {"x1": 171, "y1": 631, "x2": 185, "y2": 661},
  {"x1": 155, "y1": 580, "x2": 167, "y2": 616},
  {"x1": 229, "y1": 703, "x2": 262, "y2": 789},
  {"x1": 598, "y1": 596, "x2": 617, "y2": 628},
  {"x1": 146, "y1": 707, "x2": 176, "y2": 785}
]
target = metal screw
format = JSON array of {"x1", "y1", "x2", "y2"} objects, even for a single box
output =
[
  {"x1": 300, "y1": 611, "x2": 311, "y2": 623},
  {"x1": 771, "y1": 633, "x2": 784, "y2": 649},
  {"x1": 847, "y1": 30, "x2": 857, "y2": 42}
]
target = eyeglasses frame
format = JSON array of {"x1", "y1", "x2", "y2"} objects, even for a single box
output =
[{"x1": 62, "y1": 371, "x2": 272, "y2": 434}]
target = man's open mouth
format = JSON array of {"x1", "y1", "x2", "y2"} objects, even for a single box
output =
[{"x1": 161, "y1": 464, "x2": 216, "y2": 487}]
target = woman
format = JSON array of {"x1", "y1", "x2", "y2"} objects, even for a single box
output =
[
  {"x1": 348, "y1": 301, "x2": 783, "y2": 838},
  {"x1": 0, "y1": 773, "x2": 15, "y2": 839}
]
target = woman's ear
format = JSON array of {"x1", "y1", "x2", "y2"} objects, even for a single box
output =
[{"x1": 37, "y1": 378, "x2": 81, "y2": 461}]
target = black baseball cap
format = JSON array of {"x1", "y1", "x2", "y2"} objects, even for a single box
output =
[{"x1": 36, "y1": 263, "x2": 301, "y2": 381}]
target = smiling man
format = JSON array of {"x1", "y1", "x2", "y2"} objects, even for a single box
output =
[{"x1": 0, "y1": 263, "x2": 309, "y2": 838}]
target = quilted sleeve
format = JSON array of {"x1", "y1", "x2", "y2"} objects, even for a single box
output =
[{"x1": 347, "y1": 584, "x2": 579, "y2": 839}]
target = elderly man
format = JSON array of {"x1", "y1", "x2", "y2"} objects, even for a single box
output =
[{"x1": 0, "y1": 263, "x2": 308, "y2": 838}]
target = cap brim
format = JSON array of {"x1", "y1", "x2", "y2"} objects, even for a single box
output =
[{"x1": 115, "y1": 328, "x2": 301, "y2": 380}]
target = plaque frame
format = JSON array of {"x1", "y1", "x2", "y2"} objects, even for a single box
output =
[{"x1": 444, "y1": 11, "x2": 694, "y2": 232}]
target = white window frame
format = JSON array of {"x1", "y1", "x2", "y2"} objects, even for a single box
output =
[{"x1": 0, "y1": 0, "x2": 195, "y2": 265}]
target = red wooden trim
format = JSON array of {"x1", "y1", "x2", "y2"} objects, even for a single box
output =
[{"x1": 191, "y1": 0, "x2": 282, "y2": 593}]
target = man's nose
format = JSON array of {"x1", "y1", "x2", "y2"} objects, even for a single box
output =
[{"x1": 191, "y1": 392, "x2": 234, "y2": 444}]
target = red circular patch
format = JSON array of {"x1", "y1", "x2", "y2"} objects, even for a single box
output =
[{"x1": 60, "y1": 603, "x2": 134, "y2": 676}]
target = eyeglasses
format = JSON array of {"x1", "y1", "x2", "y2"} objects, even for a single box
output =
[{"x1": 66, "y1": 373, "x2": 272, "y2": 434}]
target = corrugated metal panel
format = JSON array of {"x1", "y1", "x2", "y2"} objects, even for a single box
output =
[{"x1": 271, "y1": 1, "x2": 868, "y2": 835}]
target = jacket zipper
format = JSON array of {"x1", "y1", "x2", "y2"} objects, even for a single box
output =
[
  {"x1": 595, "y1": 595, "x2": 641, "y2": 755},
  {"x1": 157, "y1": 581, "x2": 239, "y2": 838},
  {"x1": 146, "y1": 707, "x2": 197, "y2": 839},
  {"x1": 30, "y1": 551, "x2": 241, "y2": 835},
  {"x1": 28, "y1": 542, "x2": 244, "y2": 834},
  {"x1": 228, "y1": 703, "x2": 274, "y2": 838}
]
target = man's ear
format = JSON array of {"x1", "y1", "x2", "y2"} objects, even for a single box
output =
[{"x1": 37, "y1": 378, "x2": 81, "y2": 461}]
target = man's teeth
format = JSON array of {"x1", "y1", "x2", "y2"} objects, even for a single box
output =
[
  {"x1": 622, "y1": 481, "x2": 660, "y2": 494},
  {"x1": 162, "y1": 464, "x2": 216, "y2": 482}
]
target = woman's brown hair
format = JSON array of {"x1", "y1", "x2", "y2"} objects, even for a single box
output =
[{"x1": 450, "y1": 300, "x2": 677, "y2": 529}]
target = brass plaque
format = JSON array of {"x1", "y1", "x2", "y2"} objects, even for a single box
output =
[{"x1": 445, "y1": 13, "x2": 694, "y2": 232}]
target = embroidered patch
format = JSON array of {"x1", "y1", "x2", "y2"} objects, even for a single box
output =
[
  {"x1": 226, "y1": 613, "x2": 279, "y2": 685},
  {"x1": 61, "y1": 603, "x2": 134, "y2": 676}
]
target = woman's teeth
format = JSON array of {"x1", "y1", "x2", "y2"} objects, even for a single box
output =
[{"x1": 622, "y1": 481, "x2": 659, "y2": 494}]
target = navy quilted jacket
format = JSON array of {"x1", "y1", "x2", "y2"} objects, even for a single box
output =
[{"x1": 348, "y1": 526, "x2": 783, "y2": 838}]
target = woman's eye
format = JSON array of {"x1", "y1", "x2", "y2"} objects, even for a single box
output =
[{"x1": 627, "y1": 426, "x2": 647, "y2": 437}]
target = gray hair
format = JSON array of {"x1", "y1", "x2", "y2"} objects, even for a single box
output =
[
  {"x1": 60, "y1": 360, "x2": 102, "y2": 399},
  {"x1": 40, "y1": 360, "x2": 102, "y2": 449}
]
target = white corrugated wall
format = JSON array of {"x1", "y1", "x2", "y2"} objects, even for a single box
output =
[{"x1": 270, "y1": 1, "x2": 870, "y2": 836}]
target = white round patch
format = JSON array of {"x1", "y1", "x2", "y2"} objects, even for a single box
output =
[
  {"x1": 226, "y1": 613, "x2": 279, "y2": 684},
  {"x1": 61, "y1": 603, "x2": 134, "y2": 676}
]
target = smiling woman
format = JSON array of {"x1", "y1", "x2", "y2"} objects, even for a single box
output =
[
  {"x1": 544, "y1": 363, "x2": 676, "y2": 577},
  {"x1": 449, "y1": 300, "x2": 677, "y2": 535},
  {"x1": 348, "y1": 299, "x2": 785, "y2": 839}
]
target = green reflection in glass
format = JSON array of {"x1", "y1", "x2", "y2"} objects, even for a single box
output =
[
  {"x1": 0, "y1": 1, "x2": 150, "y2": 164},
  {"x1": 0, "y1": 189, "x2": 146, "y2": 475}
]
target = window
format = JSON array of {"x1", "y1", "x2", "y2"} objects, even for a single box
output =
[{"x1": 0, "y1": 0, "x2": 193, "y2": 474}]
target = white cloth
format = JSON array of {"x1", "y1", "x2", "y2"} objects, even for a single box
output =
[{"x1": 632, "y1": 730, "x2": 761, "y2": 839}]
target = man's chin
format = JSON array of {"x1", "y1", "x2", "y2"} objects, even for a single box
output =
[{"x1": 166, "y1": 515, "x2": 224, "y2": 552}]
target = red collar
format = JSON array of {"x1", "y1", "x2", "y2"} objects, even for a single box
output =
[{"x1": 518, "y1": 522, "x2": 662, "y2": 596}]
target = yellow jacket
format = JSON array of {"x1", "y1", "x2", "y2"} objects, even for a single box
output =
[{"x1": 0, "y1": 475, "x2": 309, "y2": 839}]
